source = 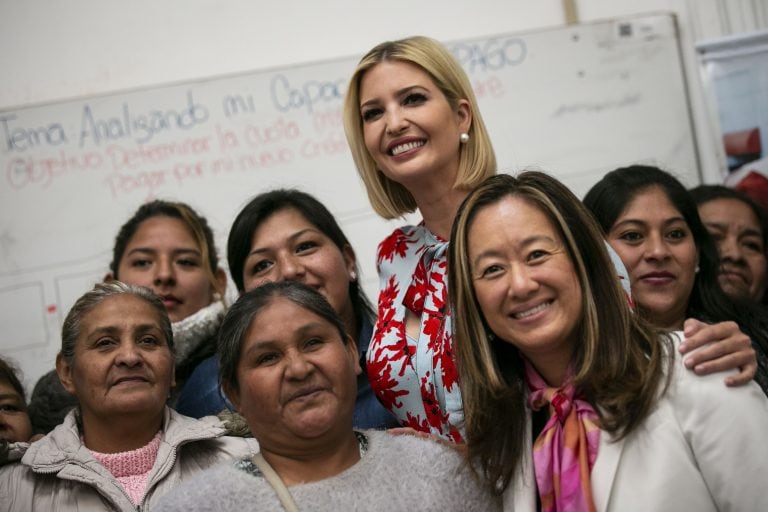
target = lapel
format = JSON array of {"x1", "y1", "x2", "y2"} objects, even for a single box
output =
[
  {"x1": 590, "y1": 429, "x2": 627, "y2": 512},
  {"x1": 508, "y1": 402, "x2": 628, "y2": 511},
  {"x1": 506, "y1": 409, "x2": 537, "y2": 511}
]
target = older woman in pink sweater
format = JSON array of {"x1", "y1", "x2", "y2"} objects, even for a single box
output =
[{"x1": 0, "y1": 282, "x2": 257, "y2": 511}]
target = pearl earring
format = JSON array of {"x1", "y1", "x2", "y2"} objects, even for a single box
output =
[
  {"x1": 350, "y1": 271, "x2": 357, "y2": 281},
  {"x1": 459, "y1": 132, "x2": 470, "y2": 143}
]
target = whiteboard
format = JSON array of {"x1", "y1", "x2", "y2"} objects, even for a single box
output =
[{"x1": 0, "y1": 13, "x2": 699, "y2": 385}]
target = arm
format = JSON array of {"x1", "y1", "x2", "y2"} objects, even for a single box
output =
[
  {"x1": 678, "y1": 319, "x2": 756, "y2": 385},
  {"x1": 387, "y1": 427, "x2": 466, "y2": 454},
  {"x1": 671, "y1": 347, "x2": 768, "y2": 511}
]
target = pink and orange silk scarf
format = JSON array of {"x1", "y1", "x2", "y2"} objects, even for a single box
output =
[{"x1": 525, "y1": 361, "x2": 601, "y2": 512}]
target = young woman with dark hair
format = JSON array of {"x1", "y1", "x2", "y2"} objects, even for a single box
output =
[{"x1": 584, "y1": 165, "x2": 768, "y2": 395}]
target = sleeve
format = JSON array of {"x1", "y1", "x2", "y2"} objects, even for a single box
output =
[
  {"x1": 670, "y1": 335, "x2": 768, "y2": 511},
  {"x1": 604, "y1": 241, "x2": 632, "y2": 299}
]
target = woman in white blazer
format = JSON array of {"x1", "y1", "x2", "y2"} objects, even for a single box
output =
[{"x1": 448, "y1": 172, "x2": 768, "y2": 511}]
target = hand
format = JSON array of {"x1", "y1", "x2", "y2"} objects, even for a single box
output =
[
  {"x1": 387, "y1": 427, "x2": 466, "y2": 453},
  {"x1": 680, "y1": 318, "x2": 757, "y2": 386}
]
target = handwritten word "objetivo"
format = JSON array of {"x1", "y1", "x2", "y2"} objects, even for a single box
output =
[
  {"x1": 79, "y1": 91, "x2": 209, "y2": 147},
  {"x1": 6, "y1": 151, "x2": 103, "y2": 190}
]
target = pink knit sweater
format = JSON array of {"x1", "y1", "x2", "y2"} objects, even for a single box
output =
[{"x1": 88, "y1": 431, "x2": 162, "y2": 505}]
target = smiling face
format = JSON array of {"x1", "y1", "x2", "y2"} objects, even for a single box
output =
[
  {"x1": 359, "y1": 60, "x2": 471, "y2": 190},
  {"x1": 226, "y1": 296, "x2": 360, "y2": 449},
  {"x1": 468, "y1": 196, "x2": 582, "y2": 385},
  {"x1": 0, "y1": 381, "x2": 32, "y2": 443},
  {"x1": 699, "y1": 197, "x2": 767, "y2": 301},
  {"x1": 115, "y1": 216, "x2": 216, "y2": 323},
  {"x1": 241, "y1": 208, "x2": 356, "y2": 330},
  {"x1": 57, "y1": 295, "x2": 175, "y2": 425},
  {"x1": 607, "y1": 186, "x2": 698, "y2": 329}
]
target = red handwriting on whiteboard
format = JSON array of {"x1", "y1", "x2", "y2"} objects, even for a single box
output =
[
  {"x1": 311, "y1": 107, "x2": 343, "y2": 134},
  {"x1": 104, "y1": 170, "x2": 168, "y2": 199},
  {"x1": 472, "y1": 76, "x2": 506, "y2": 99},
  {"x1": 6, "y1": 151, "x2": 103, "y2": 190},
  {"x1": 107, "y1": 137, "x2": 212, "y2": 171},
  {"x1": 242, "y1": 118, "x2": 301, "y2": 148},
  {"x1": 299, "y1": 134, "x2": 347, "y2": 159}
]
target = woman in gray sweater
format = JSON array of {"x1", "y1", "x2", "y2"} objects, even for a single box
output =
[{"x1": 159, "y1": 281, "x2": 498, "y2": 511}]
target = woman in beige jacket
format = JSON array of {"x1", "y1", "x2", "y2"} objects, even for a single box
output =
[{"x1": 0, "y1": 282, "x2": 257, "y2": 511}]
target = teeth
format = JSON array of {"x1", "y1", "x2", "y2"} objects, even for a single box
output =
[
  {"x1": 390, "y1": 141, "x2": 424, "y2": 156},
  {"x1": 513, "y1": 301, "x2": 551, "y2": 319}
]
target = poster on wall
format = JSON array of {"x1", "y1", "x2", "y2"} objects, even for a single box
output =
[{"x1": 698, "y1": 30, "x2": 768, "y2": 209}]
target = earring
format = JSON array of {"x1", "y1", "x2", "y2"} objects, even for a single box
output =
[
  {"x1": 459, "y1": 132, "x2": 470, "y2": 143},
  {"x1": 694, "y1": 265, "x2": 700, "y2": 274},
  {"x1": 350, "y1": 271, "x2": 357, "y2": 281}
]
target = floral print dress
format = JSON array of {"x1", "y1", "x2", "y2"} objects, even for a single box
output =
[{"x1": 367, "y1": 225, "x2": 463, "y2": 442}]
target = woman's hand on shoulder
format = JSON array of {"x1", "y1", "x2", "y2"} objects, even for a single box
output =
[
  {"x1": 679, "y1": 318, "x2": 757, "y2": 386},
  {"x1": 387, "y1": 427, "x2": 466, "y2": 454}
]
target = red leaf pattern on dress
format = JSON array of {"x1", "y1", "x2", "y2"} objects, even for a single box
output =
[
  {"x1": 377, "y1": 228, "x2": 415, "y2": 265},
  {"x1": 403, "y1": 412, "x2": 431, "y2": 433},
  {"x1": 368, "y1": 226, "x2": 463, "y2": 441},
  {"x1": 439, "y1": 328, "x2": 459, "y2": 392},
  {"x1": 366, "y1": 349, "x2": 410, "y2": 411},
  {"x1": 419, "y1": 373, "x2": 448, "y2": 433}
]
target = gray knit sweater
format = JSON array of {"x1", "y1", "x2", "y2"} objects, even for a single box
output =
[{"x1": 157, "y1": 430, "x2": 499, "y2": 511}]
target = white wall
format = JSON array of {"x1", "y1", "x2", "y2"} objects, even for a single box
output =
[
  {"x1": 3, "y1": 0, "x2": 764, "y2": 176},
  {"x1": 0, "y1": 0, "x2": 566, "y2": 108},
  {"x1": 2, "y1": 0, "x2": 764, "y2": 172}
]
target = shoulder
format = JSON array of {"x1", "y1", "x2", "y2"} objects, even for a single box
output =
[
  {"x1": 157, "y1": 461, "x2": 267, "y2": 512},
  {"x1": 663, "y1": 331, "x2": 768, "y2": 426},
  {"x1": 360, "y1": 431, "x2": 497, "y2": 510},
  {"x1": 20, "y1": 411, "x2": 81, "y2": 466},
  {"x1": 1, "y1": 441, "x2": 29, "y2": 466},
  {"x1": 603, "y1": 241, "x2": 632, "y2": 298},
  {"x1": 0, "y1": 462, "x2": 37, "y2": 509},
  {"x1": 164, "y1": 409, "x2": 259, "y2": 459},
  {"x1": 638, "y1": 331, "x2": 768, "y2": 511},
  {"x1": 366, "y1": 430, "x2": 462, "y2": 469},
  {"x1": 0, "y1": 458, "x2": 35, "y2": 484},
  {"x1": 377, "y1": 225, "x2": 426, "y2": 264}
]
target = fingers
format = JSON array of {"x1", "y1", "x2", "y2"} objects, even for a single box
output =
[
  {"x1": 685, "y1": 344, "x2": 755, "y2": 373},
  {"x1": 679, "y1": 319, "x2": 757, "y2": 386},
  {"x1": 685, "y1": 343, "x2": 757, "y2": 386},
  {"x1": 679, "y1": 320, "x2": 741, "y2": 354},
  {"x1": 681, "y1": 317, "x2": 705, "y2": 339},
  {"x1": 387, "y1": 427, "x2": 421, "y2": 436},
  {"x1": 725, "y1": 359, "x2": 758, "y2": 386},
  {"x1": 386, "y1": 427, "x2": 465, "y2": 452}
]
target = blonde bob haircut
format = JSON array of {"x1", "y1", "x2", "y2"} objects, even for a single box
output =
[
  {"x1": 343, "y1": 35, "x2": 497, "y2": 219},
  {"x1": 448, "y1": 172, "x2": 669, "y2": 493}
]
